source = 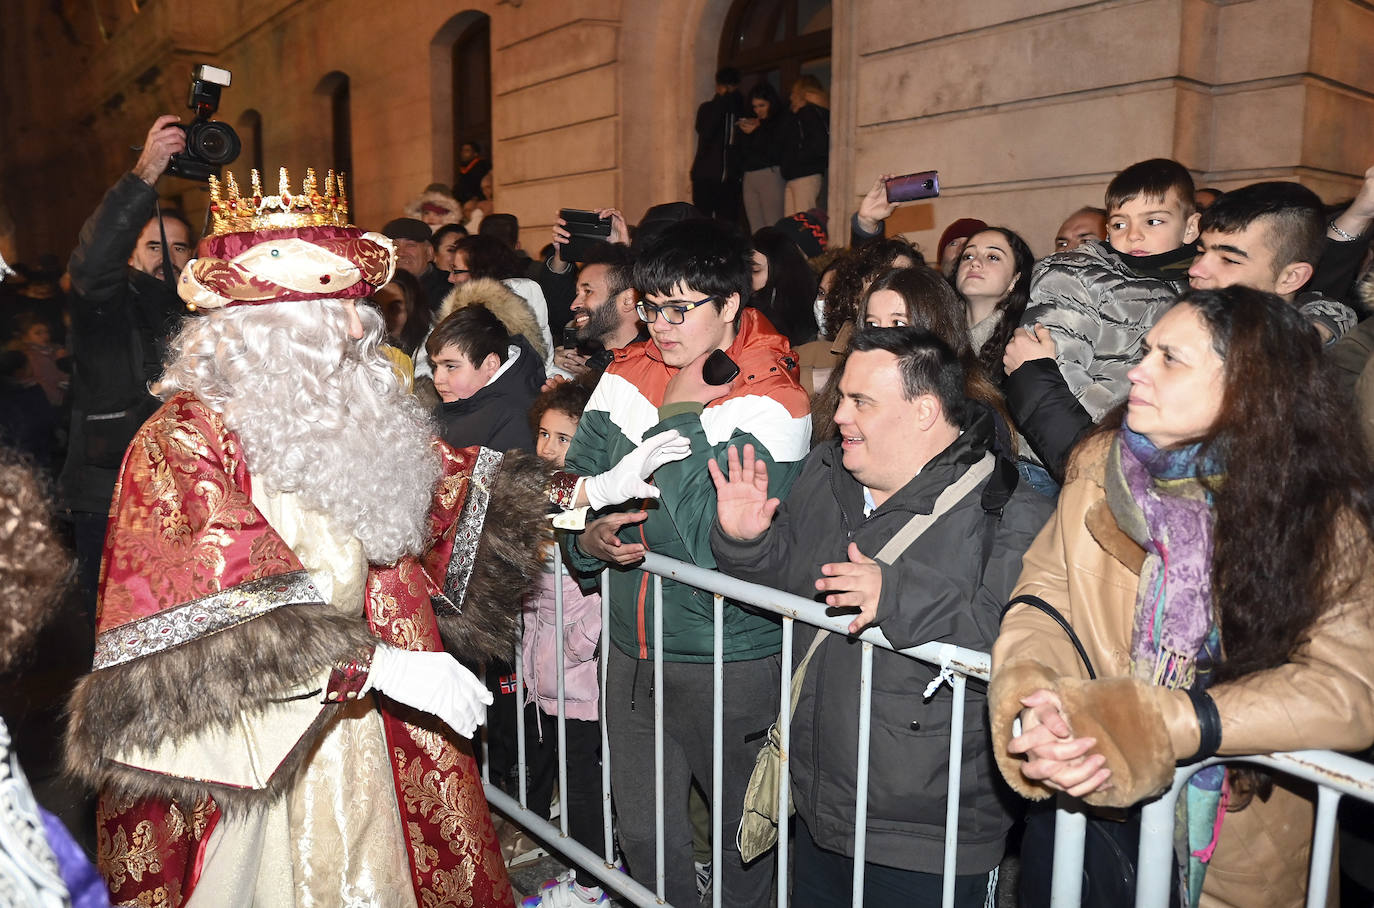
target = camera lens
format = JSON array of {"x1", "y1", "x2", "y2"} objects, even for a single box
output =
[{"x1": 190, "y1": 121, "x2": 242, "y2": 166}]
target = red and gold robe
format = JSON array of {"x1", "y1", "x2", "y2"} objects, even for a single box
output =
[{"x1": 66, "y1": 392, "x2": 548, "y2": 907}]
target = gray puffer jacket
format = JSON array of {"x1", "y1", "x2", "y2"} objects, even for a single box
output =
[
  {"x1": 711, "y1": 412, "x2": 1053, "y2": 875},
  {"x1": 1023, "y1": 242, "x2": 1188, "y2": 421}
]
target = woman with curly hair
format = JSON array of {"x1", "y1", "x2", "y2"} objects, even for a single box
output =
[
  {"x1": 990, "y1": 286, "x2": 1374, "y2": 907},
  {"x1": 0, "y1": 453, "x2": 108, "y2": 905},
  {"x1": 955, "y1": 226, "x2": 1034, "y2": 384}
]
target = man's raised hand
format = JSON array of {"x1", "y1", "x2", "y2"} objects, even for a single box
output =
[
  {"x1": 707, "y1": 443, "x2": 779, "y2": 542},
  {"x1": 133, "y1": 115, "x2": 187, "y2": 186}
]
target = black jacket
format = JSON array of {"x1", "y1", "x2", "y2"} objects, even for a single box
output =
[
  {"x1": 711, "y1": 411, "x2": 1052, "y2": 874},
  {"x1": 780, "y1": 103, "x2": 830, "y2": 181},
  {"x1": 434, "y1": 335, "x2": 545, "y2": 453},
  {"x1": 61, "y1": 173, "x2": 187, "y2": 514},
  {"x1": 738, "y1": 111, "x2": 787, "y2": 173},
  {"x1": 691, "y1": 90, "x2": 749, "y2": 184}
]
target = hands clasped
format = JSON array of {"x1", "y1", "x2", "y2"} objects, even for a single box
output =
[{"x1": 1007, "y1": 688, "x2": 1113, "y2": 798}]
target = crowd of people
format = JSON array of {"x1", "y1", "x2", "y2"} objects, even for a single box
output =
[{"x1": 2, "y1": 100, "x2": 1374, "y2": 908}]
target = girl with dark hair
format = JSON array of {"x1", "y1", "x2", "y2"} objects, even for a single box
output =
[
  {"x1": 955, "y1": 227, "x2": 1034, "y2": 383},
  {"x1": 374, "y1": 269, "x2": 432, "y2": 361},
  {"x1": 990, "y1": 286, "x2": 1374, "y2": 908},
  {"x1": 749, "y1": 226, "x2": 818, "y2": 347},
  {"x1": 738, "y1": 81, "x2": 788, "y2": 230}
]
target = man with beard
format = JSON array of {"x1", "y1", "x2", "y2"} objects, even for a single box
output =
[
  {"x1": 62, "y1": 168, "x2": 685, "y2": 908},
  {"x1": 550, "y1": 241, "x2": 643, "y2": 380}
]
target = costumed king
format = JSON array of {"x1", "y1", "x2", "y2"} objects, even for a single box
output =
[{"x1": 63, "y1": 167, "x2": 689, "y2": 908}]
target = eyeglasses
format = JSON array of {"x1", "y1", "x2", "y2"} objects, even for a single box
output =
[{"x1": 636, "y1": 296, "x2": 720, "y2": 325}]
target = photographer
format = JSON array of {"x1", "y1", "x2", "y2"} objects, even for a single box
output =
[{"x1": 62, "y1": 115, "x2": 194, "y2": 619}]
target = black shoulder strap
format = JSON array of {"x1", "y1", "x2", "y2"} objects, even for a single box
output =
[{"x1": 999, "y1": 594, "x2": 1096, "y2": 680}]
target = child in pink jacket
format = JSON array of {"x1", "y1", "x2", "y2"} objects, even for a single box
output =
[{"x1": 521, "y1": 382, "x2": 610, "y2": 907}]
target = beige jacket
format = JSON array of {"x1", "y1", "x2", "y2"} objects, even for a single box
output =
[{"x1": 989, "y1": 434, "x2": 1374, "y2": 908}]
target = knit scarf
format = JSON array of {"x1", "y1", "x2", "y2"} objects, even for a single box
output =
[{"x1": 1106, "y1": 427, "x2": 1226, "y2": 908}]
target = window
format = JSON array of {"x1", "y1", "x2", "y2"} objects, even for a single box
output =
[
  {"x1": 719, "y1": 0, "x2": 832, "y2": 96},
  {"x1": 315, "y1": 72, "x2": 352, "y2": 178}
]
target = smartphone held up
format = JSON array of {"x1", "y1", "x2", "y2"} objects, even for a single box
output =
[{"x1": 885, "y1": 171, "x2": 940, "y2": 204}]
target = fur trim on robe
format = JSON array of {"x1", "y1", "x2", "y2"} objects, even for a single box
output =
[
  {"x1": 436, "y1": 449, "x2": 552, "y2": 663},
  {"x1": 65, "y1": 603, "x2": 376, "y2": 813}
]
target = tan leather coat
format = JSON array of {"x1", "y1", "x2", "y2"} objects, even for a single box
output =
[{"x1": 989, "y1": 434, "x2": 1374, "y2": 907}]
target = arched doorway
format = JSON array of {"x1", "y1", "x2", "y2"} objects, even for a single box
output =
[
  {"x1": 430, "y1": 11, "x2": 492, "y2": 191},
  {"x1": 719, "y1": 0, "x2": 832, "y2": 102}
]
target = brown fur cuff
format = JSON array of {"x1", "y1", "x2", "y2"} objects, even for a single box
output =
[
  {"x1": 989, "y1": 659, "x2": 1062, "y2": 801},
  {"x1": 66, "y1": 603, "x2": 376, "y2": 807},
  {"x1": 437, "y1": 450, "x2": 551, "y2": 664},
  {"x1": 1057, "y1": 675, "x2": 1176, "y2": 808}
]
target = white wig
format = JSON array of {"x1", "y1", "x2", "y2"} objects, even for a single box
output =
[{"x1": 154, "y1": 300, "x2": 441, "y2": 564}]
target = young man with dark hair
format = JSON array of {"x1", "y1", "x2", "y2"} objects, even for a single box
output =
[
  {"x1": 560, "y1": 218, "x2": 810, "y2": 908},
  {"x1": 1188, "y1": 181, "x2": 1355, "y2": 341},
  {"x1": 1007, "y1": 176, "x2": 1356, "y2": 482},
  {"x1": 711, "y1": 326, "x2": 1051, "y2": 908}
]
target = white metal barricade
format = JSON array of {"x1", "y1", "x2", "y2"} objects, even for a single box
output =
[{"x1": 487, "y1": 551, "x2": 1374, "y2": 908}]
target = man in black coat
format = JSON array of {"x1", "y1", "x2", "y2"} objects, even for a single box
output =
[
  {"x1": 711, "y1": 327, "x2": 1052, "y2": 908},
  {"x1": 62, "y1": 115, "x2": 195, "y2": 617}
]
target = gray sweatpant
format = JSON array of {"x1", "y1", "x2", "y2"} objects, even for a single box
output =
[{"x1": 606, "y1": 644, "x2": 780, "y2": 908}]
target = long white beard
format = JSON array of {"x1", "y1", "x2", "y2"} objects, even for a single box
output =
[
  {"x1": 156, "y1": 301, "x2": 443, "y2": 564},
  {"x1": 229, "y1": 369, "x2": 440, "y2": 564}
]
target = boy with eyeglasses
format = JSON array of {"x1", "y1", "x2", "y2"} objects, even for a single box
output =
[{"x1": 549, "y1": 219, "x2": 810, "y2": 908}]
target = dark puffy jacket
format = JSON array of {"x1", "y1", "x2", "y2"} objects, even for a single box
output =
[
  {"x1": 434, "y1": 335, "x2": 545, "y2": 453},
  {"x1": 62, "y1": 173, "x2": 187, "y2": 514},
  {"x1": 712, "y1": 412, "x2": 1053, "y2": 875}
]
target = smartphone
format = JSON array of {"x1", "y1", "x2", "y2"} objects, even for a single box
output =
[
  {"x1": 702, "y1": 349, "x2": 740, "y2": 386},
  {"x1": 558, "y1": 208, "x2": 613, "y2": 262},
  {"x1": 885, "y1": 171, "x2": 940, "y2": 204}
]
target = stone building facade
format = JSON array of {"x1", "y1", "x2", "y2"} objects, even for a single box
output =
[{"x1": 2, "y1": 0, "x2": 1372, "y2": 264}]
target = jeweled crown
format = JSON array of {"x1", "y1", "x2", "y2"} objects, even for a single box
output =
[{"x1": 207, "y1": 166, "x2": 350, "y2": 235}]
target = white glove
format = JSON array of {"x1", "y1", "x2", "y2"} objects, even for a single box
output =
[
  {"x1": 363, "y1": 645, "x2": 493, "y2": 739},
  {"x1": 583, "y1": 429, "x2": 692, "y2": 510}
]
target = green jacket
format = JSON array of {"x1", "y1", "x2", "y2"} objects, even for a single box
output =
[{"x1": 563, "y1": 309, "x2": 811, "y2": 662}]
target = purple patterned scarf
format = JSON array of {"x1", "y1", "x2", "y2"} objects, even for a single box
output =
[{"x1": 1107, "y1": 427, "x2": 1223, "y2": 689}]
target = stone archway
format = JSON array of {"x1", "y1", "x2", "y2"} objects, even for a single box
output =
[{"x1": 619, "y1": 0, "x2": 736, "y2": 221}]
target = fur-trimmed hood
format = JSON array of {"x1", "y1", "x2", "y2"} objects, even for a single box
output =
[{"x1": 439, "y1": 277, "x2": 549, "y2": 362}]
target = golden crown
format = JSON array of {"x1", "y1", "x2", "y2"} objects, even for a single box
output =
[{"x1": 206, "y1": 167, "x2": 350, "y2": 235}]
